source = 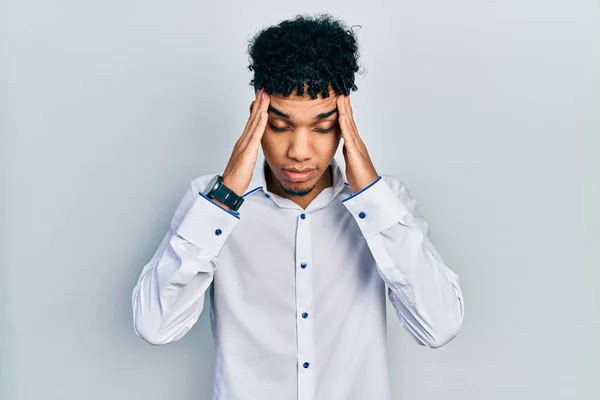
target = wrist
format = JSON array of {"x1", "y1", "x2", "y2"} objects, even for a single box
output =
[
  {"x1": 211, "y1": 198, "x2": 231, "y2": 211},
  {"x1": 203, "y1": 174, "x2": 245, "y2": 212},
  {"x1": 222, "y1": 176, "x2": 244, "y2": 197}
]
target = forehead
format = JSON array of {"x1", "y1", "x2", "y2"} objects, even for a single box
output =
[{"x1": 269, "y1": 89, "x2": 338, "y2": 120}]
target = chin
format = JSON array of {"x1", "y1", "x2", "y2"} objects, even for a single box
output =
[
  {"x1": 277, "y1": 175, "x2": 318, "y2": 197},
  {"x1": 282, "y1": 178, "x2": 315, "y2": 189}
]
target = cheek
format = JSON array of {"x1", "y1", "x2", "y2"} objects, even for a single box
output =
[
  {"x1": 261, "y1": 134, "x2": 286, "y2": 156},
  {"x1": 316, "y1": 133, "x2": 340, "y2": 155}
]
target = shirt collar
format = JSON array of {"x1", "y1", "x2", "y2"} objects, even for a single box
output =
[{"x1": 244, "y1": 151, "x2": 351, "y2": 211}]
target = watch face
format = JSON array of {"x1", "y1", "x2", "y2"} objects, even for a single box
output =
[{"x1": 203, "y1": 175, "x2": 220, "y2": 196}]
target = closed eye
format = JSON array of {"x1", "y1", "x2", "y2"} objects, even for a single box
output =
[
  {"x1": 269, "y1": 123, "x2": 335, "y2": 134},
  {"x1": 268, "y1": 123, "x2": 289, "y2": 132},
  {"x1": 315, "y1": 127, "x2": 335, "y2": 134}
]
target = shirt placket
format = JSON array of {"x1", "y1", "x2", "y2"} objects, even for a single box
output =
[{"x1": 295, "y1": 212, "x2": 315, "y2": 400}]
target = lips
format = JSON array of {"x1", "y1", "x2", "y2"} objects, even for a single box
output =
[{"x1": 282, "y1": 168, "x2": 315, "y2": 182}]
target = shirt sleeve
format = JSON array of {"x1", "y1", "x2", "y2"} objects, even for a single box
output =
[
  {"x1": 342, "y1": 177, "x2": 464, "y2": 348},
  {"x1": 131, "y1": 176, "x2": 240, "y2": 345}
]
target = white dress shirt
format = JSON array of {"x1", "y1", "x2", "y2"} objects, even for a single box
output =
[{"x1": 132, "y1": 153, "x2": 464, "y2": 400}]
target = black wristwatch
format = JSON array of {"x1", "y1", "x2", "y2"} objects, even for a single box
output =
[{"x1": 202, "y1": 175, "x2": 245, "y2": 212}]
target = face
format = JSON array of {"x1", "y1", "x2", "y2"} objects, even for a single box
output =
[{"x1": 252, "y1": 87, "x2": 342, "y2": 203}]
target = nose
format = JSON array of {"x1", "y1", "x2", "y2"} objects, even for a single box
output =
[{"x1": 287, "y1": 130, "x2": 314, "y2": 162}]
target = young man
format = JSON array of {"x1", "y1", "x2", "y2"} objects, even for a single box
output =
[{"x1": 132, "y1": 14, "x2": 464, "y2": 400}]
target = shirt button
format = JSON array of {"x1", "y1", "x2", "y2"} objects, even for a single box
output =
[
  {"x1": 215, "y1": 229, "x2": 222, "y2": 235},
  {"x1": 300, "y1": 213, "x2": 306, "y2": 219},
  {"x1": 265, "y1": 193, "x2": 270, "y2": 198},
  {"x1": 303, "y1": 362, "x2": 310, "y2": 368},
  {"x1": 300, "y1": 263, "x2": 307, "y2": 269},
  {"x1": 302, "y1": 312, "x2": 308, "y2": 318},
  {"x1": 358, "y1": 212, "x2": 366, "y2": 219}
]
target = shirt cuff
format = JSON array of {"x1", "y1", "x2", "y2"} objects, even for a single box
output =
[
  {"x1": 342, "y1": 177, "x2": 414, "y2": 237},
  {"x1": 176, "y1": 193, "x2": 240, "y2": 256}
]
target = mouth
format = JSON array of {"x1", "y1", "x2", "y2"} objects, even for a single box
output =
[{"x1": 282, "y1": 168, "x2": 315, "y2": 182}]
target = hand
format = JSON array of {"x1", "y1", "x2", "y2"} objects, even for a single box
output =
[
  {"x1": 220, "y1": 88, "x2": 271, "y2": 200},
  {"x1": 337, "y1": 95, "x2": 379, "y2": 193}
]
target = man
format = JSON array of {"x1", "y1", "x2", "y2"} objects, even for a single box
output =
[{"x1": 132, "y1": 14, "x2": 464, "y2": 400}]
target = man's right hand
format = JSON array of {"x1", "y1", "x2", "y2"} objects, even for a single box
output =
[{"x1": 221, "y1": 88, "x2": 270, "y2": 198}]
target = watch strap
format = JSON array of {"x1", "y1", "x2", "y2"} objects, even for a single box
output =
[{"x1": 212, "y1": 180, "x2": 244, "y2": 211}]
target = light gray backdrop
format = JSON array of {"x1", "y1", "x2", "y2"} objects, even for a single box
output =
[{"x1": 2, "y1": 1, "x2": 599, "y2": 399}]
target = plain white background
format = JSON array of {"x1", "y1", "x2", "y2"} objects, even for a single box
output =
[{"x1": 2, "y1": 1, "x2": 598, "y2": 399}]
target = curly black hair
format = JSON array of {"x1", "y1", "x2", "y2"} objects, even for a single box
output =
[{"x1": 247, "y1": 14, "x2": 361, "y2": 98}]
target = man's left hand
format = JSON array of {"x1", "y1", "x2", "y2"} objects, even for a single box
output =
[{"x1": 337, "y1": 95, "x2": 379, "y2": 193}]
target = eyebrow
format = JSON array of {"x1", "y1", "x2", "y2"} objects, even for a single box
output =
[
  {"x1": 267, "y1": 105, "x2": 338, "y2": 121},
  {"x1": 316, "y1": 108, "x2": 338, "y2": 120},
  {"x1": 267, "y1": 105, "x2": 290, "y2": 119}
]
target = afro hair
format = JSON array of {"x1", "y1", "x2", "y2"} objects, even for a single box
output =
[{"x1": 247, "y1": 14, "x2": 361, "y2": 99}]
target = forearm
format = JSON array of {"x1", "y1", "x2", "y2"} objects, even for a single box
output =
[
  {"x1": 132, "y1": 231, "x2": 217, "y2": 345},
  {"x1": 132, "y1": 182, "x2": 240, "y2": 345},
  {"x1": 374, "y1": 224, "x2": 464, "y2": 348},
  {"x1": 343, "y1": 177, "x2": 464, "y2": 348}
]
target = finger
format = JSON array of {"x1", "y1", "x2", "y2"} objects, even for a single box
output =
[
  {"x1": 337, "y1": 95, "x2": 348, "y2": 118},
  {"x1": 344, "y1": 96, "x2": 363, "y2": 143},
  {"x1": 338, "y1": 95, "x2": 358, "y2": 140},
  {"x1": 346, "y1": 95, "x2": 354, "y2": 118},
  {"x1": 251, "y1": 88, "x2": 264, "y2": 114},
  {"x1": 259, "y1": 90, "x2": 270, "y2": 112},
  {"x1": 348, "y1": 112, "x2": 360, "y2": 140},
  {"x1": 244, "y1": 88, "x2": 265, "y2": 130},
  {"x1": 339, "y1": 115, "x2": 355, "y2": 150},
  {"x1": 338, "y1": 96, "x2": 358, "y2": 142},
  {"x1": 337, "y1": 95, "x2": 351, "y2": 138},
  {"x1": 244, "y1": 92, "x2": 270, "y2": 145},
  {"x1": 243, "y1": 89, "x2": 266, "y2": 139},
  {"x1": 248, "y1": 111, "x2": 268, "y2": 148}
]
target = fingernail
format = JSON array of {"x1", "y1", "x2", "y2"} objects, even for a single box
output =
[{"x1": 261, "y1": 90, "x2": 265, "y2": 99}]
